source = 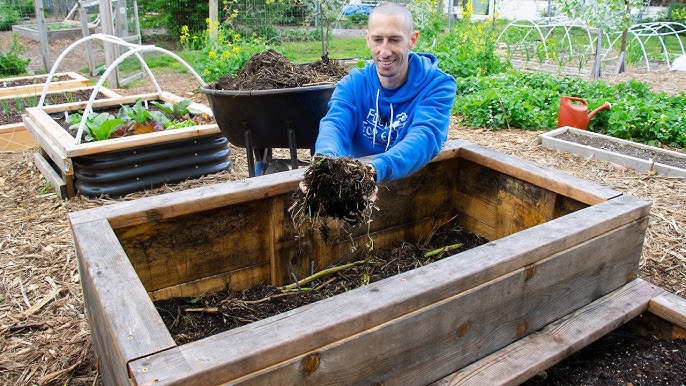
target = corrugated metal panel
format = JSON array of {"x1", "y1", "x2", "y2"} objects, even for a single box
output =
[{"x1": 73, "y1": 134, "x2": 230, "y2": 197}]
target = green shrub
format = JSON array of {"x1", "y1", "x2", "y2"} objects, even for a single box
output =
[
  {"x1": 0, "y1": 6, "x2": 20, "y2": 31},
  {"x1": 432, "y1": 19, "x2": 508, "y2": 78},
  {"x1": 139, "y1": 0, "x2": 209, "y2": 37},
  {"x1": 0, "y1": 33, "x2": 30, "y2": 76},
  {"x1": 670, "y1": 4, "x2": 686, "y2": 25},
  {"x1": 452, "y1": 71, "x2": 686, "y2": 148}
]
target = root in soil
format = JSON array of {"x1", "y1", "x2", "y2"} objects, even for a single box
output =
[
  {"x1": 211, "y1": 49, "x2": 348, "y2": 91},
  {"x1": 154, "y1": 223, "x2": 488, "y2": 345},
  {"x1": 289, "y1": 156, "x2": 377, "y2": 229}
]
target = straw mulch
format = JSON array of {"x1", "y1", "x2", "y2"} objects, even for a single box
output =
[{"x1": 1, "y1": 76, "x2": 685, "y2": 386}]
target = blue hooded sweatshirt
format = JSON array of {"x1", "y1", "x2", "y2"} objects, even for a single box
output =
[{"x1": 315, "y1": 52, "x2": 456, "y2": 183}]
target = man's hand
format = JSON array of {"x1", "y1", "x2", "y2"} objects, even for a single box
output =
[{"x1": 299, "y1": 181, "x2": 308, "y2": 194}]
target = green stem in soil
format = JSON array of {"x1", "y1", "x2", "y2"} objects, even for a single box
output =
[
  {"x1": 423, "y1": 243, "x2": 463, "y2": 259},
  {"x1": 280, "y1": 259, "x2": 367, "y2": 291}
]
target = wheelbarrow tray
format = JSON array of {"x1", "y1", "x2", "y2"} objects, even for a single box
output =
[{"x1": 200, "y1": 83, "x2": 335, "y2": 150}]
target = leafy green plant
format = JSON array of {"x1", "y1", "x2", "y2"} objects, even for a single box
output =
[
  {"x1": 0, "y1": 4, "x2": 20, "y2": 31},
  {"x1": 67, "y1": 99, "x2": 210, "y2": 142},
  {"x1": 151, "y1": 99, "x2": 192, "y2": 121},
  {"x1": 0, "y1": 33, "x2": 30, "y2": 76},
  {"x1": 118, "y1": 98, "x2": 168, "y2": 126},
  {"x1": 431, "y1": 17, "x2": 508, "y2": 78},
  {"x1": 68, "y1": 112, "x2": 124, "y2": 142},
  {"x1": 1, "y1": 99, "x2": 10, "y2": 116}
]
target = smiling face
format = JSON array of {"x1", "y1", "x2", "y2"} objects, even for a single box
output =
[{"x1": 366, "y1": 7, "x2": 418, "y2": 90}]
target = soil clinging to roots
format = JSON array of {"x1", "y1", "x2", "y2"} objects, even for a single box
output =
[
  {"x1": 290, "y1": 156, "x2": 377, "y2": 227},
  {"x1": 212, "y1": 49, "x2": 348, "y2": 91}
]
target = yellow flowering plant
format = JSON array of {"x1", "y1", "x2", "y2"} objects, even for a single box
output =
[{"x1": 179, "y1": 19, "x2": 267, "y2": 83}]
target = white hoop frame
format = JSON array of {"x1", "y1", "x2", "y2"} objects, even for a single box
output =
[{"x1": 37, "y1": 33, "x2": 208, "y2": 144}]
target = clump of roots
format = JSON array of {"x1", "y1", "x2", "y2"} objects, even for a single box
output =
[{"x1": 290, "y1": 156, "x2": 377, "y2": 231}]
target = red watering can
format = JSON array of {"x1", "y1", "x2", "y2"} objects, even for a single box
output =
[{"x1": 557, "y1": 96, "x2": 611, "y2": 130}]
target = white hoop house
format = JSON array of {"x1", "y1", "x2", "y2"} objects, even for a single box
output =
[{"x1": 497, "y1": 17, "x2": 686, "y2": 72}]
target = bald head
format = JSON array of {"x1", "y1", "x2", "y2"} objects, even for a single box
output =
[{"x1": 369, "y1": 2, "x2": 414, "y2": 36}]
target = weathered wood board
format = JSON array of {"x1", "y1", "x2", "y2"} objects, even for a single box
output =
[
  {"x1": 0, "y1": 72, "x2": 90, "y2": 98},
  {"x1": 0, "y1": 86, "x2": 121, "y2": 152},
  {"x1": 69, "y1": 139, "x2": 653, "y2": 385}
]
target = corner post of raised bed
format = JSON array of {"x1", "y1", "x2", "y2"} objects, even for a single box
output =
[
  {"x1": 99, "y1": 0, "x2": 120, "y2": 88},
  {"x1": 34, "y1": 0, "x2": 51, "y2": 72}
]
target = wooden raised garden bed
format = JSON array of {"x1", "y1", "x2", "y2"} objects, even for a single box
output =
[
  {"x1": 11, "y1": 21, "x2": 96, "y2": 42},
  {"x1": 69, "y1": 139, "x2": 657, "y2": 385},
  {"x1": 539, "y1": 126, "x2": 686, "y2": 177},
  {"x1": 0, "y1": 72, "x2": 90, "y2": 98},
  {"x1": 24, "y1": 92, "x2": 229, "y2": 198},
  {"x1": 1, "y1": 86, "x2": 121, "y2": 151}
]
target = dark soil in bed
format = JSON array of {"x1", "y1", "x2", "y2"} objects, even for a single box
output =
[
  {"x1": 557, "y1": 131, "x2": 686, "y2": 170},
  {"x1": 154, "y1": 224, "x2": 489, "y2": 345},
  {"x1": 523, "y1": 314, "x2": 686, "y2": 385},
  {"x1": 0, "y1": 90, "x2": 109, "y2": 126},
  {"x1": 0, "y1": 74, "x2": 71, "y2": 88}
]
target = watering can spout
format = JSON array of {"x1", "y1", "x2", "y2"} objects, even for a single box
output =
[
  {"x1": 588, "y1": 102, "x2": 612, "y2": 121},
  {"x1": 557, "y1": 96, "x2": 611, "y2": 130}
]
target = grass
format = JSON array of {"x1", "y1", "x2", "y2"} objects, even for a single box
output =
[{"x1": 272, "y1": 36, "x2": 369, "y2": 63}]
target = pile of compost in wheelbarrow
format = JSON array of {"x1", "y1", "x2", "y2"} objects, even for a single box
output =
[{"x1": 211, "y1": 49, "x2": 348, "y2": 91}]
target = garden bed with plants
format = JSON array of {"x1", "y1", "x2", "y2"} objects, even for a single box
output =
[
  {"x1": 0, "y1": 86, "x2": 121, "y2": 151},
  {"x1": 23, "y1": 92, "x2": 227, "y2": 198}
]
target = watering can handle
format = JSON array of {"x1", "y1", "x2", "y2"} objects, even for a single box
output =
[{"x1": 568, "y1": 97, "x2": 588, "y2": 105}]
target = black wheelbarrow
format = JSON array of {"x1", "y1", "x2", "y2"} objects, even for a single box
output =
[{"x1": 200, "y1": 84, "x2": 335, "y2": 177}]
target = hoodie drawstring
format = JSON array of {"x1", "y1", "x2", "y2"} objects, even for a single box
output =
[
  {"x1": 386, "y1": 102, "x2": 394, "y2": 151},
  {"x1": 374, "y1": 88, "x2": 394, "y2": 151},
  {"x1": 373, "y1": 89, "x2": 380, "y2": 147}
]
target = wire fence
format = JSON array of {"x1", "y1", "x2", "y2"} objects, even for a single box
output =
[{"x1": 2, "y1": 0, "x2": 685, "y2": 44}]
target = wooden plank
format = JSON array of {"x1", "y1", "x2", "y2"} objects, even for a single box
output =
[
  {"x1": 0, "y1": 72, "x2": 90, "y2": 98},
  {"x1": 0, "y1": 85, "x2": 121, "y2": 103},
  {"x1": 69, "y1": 169, "x2": 305, "y2": 228},
  {"x1": 72, "y1": 219, "x2": 176, "y2": 386},
  {"x1": 24, "y1": 107, "x2": 80, "y2": 154},
  {"x1": 0, "y1": 124, "x2": 37, "y2": 151},
  {"x1": 129, "y1": 215, "x2": 647, "y2": 385},
  {"x1": 454, "y1": 159, "x2": 499, "y2": 232},
  {"x1": 459, "y1": 142, "x2": 621, "y2": 205},
  {"x1": 495, "y1": 173, "x2": 559, "y2": 239},
  {"x1": 32, "y1": 152, "x2": 68, "y2": 198},
  {"x1": 649, "y1": 291, "x2": 686, "y2": 329},
  {"x1": 433, "y1": 279, "x2": 664, "y2": 386},
  {"x1": 22, "y1": 115, "x2": 71, "y2": 174},
  {"x1": 116, "y1": 199, "x2": 273, "y2": 293},
  {"x1": 148, "y1": 262, "x2": 271, "y2": 302}
]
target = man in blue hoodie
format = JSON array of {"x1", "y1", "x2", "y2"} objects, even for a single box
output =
[{"x1": 314, "y1": 2, "x2": 457, "y2": 183}]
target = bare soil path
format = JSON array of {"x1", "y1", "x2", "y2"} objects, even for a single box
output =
[{"x1": 1, "y1": 32, "x2": 685, "y2": 385}]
